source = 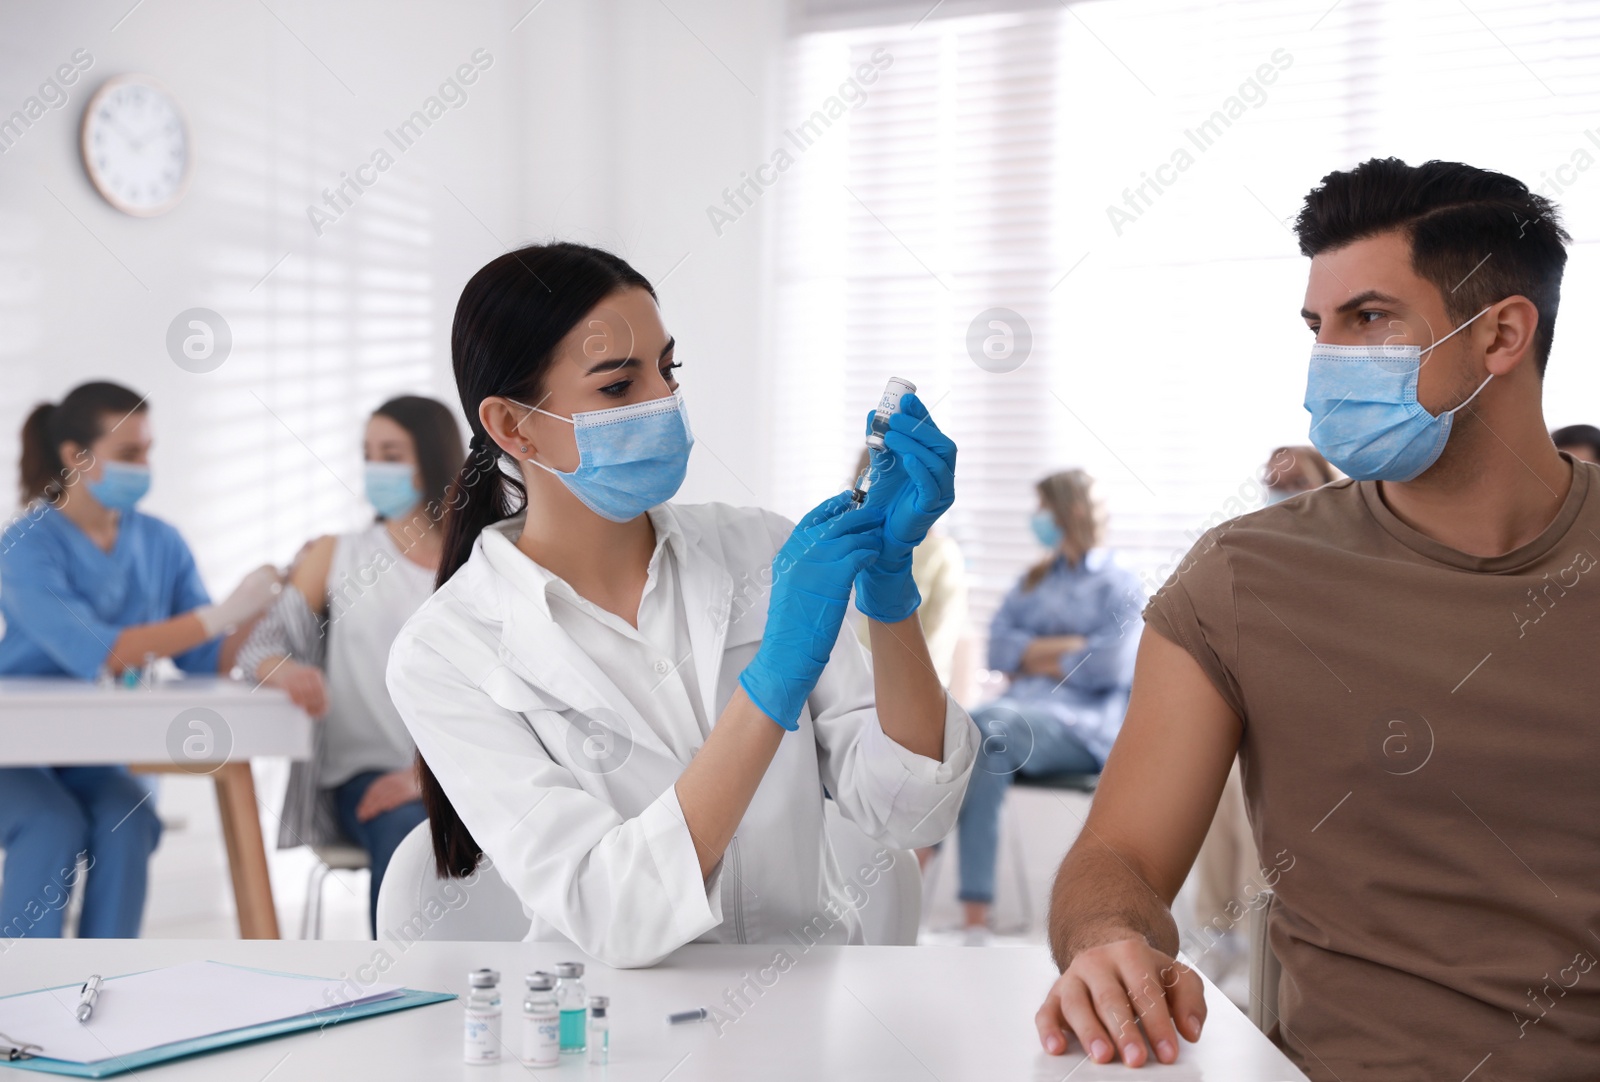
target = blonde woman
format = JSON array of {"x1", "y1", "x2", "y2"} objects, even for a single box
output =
[
  {"x1": 955, "y1": 469, "x2": 1143, "y2": 938},
  {"x1": 848, "y1": 447, "x2": 970, "y2": 688}
]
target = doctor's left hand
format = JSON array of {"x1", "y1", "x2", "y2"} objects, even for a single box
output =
[
  {"x1": 739, "y1": 492, "x2": 883, "y2": 731},
  {"x1": 855, "y1": 392, "x2": 957, "y2": 622}
]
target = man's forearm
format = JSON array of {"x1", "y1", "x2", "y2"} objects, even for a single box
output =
[{"x1": 1047, "y1": 838, "x2": 1180, "y2": 971}]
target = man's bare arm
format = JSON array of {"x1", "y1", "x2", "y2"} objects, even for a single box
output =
[{"x1": 1036, "y1": 626, "x2": 1241, "y2": 1067}]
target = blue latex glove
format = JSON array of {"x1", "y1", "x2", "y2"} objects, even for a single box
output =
[
  {"x1": 853, "y1": 392, "x2": 958, "y2": 623},
  {"x1": 739, "y1": 492, "x2": 884, "y2": 730}
]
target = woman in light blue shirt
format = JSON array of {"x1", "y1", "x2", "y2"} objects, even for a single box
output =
[
  {"x1": 0, "y1": 381, "x2": 280, "y2": 939},
  {"x1": 955, "y1": 469, "x2": 1144, "y2": 937}
]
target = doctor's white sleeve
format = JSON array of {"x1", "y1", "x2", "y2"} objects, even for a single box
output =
[
  {"x1": 808, "y1": 616, "x2": 978, "y2": 850},
  {"x1": 386, "y1": 631, "x2": 723, "y2": 970}
]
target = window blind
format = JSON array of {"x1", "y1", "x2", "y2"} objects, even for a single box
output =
[{"x1": 771, "y1": 0, "x2": 1600, "y2": 655}]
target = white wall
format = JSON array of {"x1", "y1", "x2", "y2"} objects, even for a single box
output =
[
  {"x1": 0, "y1": 0, "x2": 788, "y2": 595},
  {"x1": 0, "y1": 0, "x2": 789, "y2": 936}
]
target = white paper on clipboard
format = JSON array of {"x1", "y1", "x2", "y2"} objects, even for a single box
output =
[{"x1": 0, "y1": 960, "x2": 403, "y2": 1065}]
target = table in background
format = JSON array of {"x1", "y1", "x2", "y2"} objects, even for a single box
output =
[
  {"x1": 0, "y1": 676, "x2": 311, "y2": 938},
  {"x1": 0, "y1": 939, "x2": 1310, "y2": 1080}
]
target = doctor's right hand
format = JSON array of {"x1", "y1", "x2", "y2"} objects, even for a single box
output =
[
  {"x1": 195, "y1": 564, "x2": 283, "y2": 638},
  {"x1": 738, "y1": 492, "x2": 882, "y2": 731}
]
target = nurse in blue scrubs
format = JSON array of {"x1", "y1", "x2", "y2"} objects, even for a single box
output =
[{"x1": 0, "y1": 381, "x2": 282, "y2": 939}]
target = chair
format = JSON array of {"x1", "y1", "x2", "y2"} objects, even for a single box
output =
[
  {"x1": 1014, "y1": 771, "x2": 1100, "y2": 795},
  {"x1": 823, "y1": 798, "x2": 921, "y2": 945},
  {"x1": 374, "y1": 821, "x2": 532, "y2": 942},
  {"x1": 374, "y1": 813, "x2": 920, "y2": 947},
  {"x1": 300, "y1": 843, "x2": 370, "y2": 940},
  {"x1": 1006, "y1": 771, "x2": 1099, "y2": 931},
  {"x1": 920, "y1": 770, "x2": 1098, "y2": 934},
  {"x1": 1246, "y1": 888, "x2": 1281, "y2": 1034}
]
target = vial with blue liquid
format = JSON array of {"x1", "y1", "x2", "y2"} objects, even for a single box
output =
[{"x1": 554, "y1": 961, "x2": 587, "y2": 1053}]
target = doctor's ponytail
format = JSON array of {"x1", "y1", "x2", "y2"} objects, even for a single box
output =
[{"x1": 420, "y1": 242, "x2": 656, "y2": 879}]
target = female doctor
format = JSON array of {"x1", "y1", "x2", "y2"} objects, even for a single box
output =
[
  {"x1": 386, "y1": 243, "x2": 976, "y2": 967},
  {"x1": 0, "y1": 381, "x2": 281, "y2": 939}
]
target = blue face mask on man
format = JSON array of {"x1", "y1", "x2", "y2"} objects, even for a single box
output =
[
  {"x1": 364, "y1": 461, "x2": 421, "y2": 519},
  {"x1": 87, "y1": 462, "x2": 151, "y2": 511},
  {"x1": 512, "y1": 390, "x2": 694, "y2": 522},
  {"x1": 1303, "y1": 303, "x2": 1496, "y2": 482}
]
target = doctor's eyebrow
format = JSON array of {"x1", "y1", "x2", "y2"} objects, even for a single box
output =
[
  {"x1": 583, "y1": 337, "x2": 677, "y2": 375},
  {"x1": 1300, "y1": 289, "x2": 1404, "y2": 321}
]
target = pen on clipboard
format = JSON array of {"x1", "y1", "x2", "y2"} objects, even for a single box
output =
[{"x1": 77, "y1": 974, "x2": 103, "y2": 1023}]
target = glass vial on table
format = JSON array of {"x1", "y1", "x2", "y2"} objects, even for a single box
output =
[
  {"x1": 554, "y1": 961, "x2": 587, "y2": 1053},
  {"x1": 463, "y1": 968, "x2": 502, "y2": 1065},
  {"x1": 521, "y1": 971, "x2": 560, "y2": 1068},
  {"x1": 587, "y1": 996, "x2": 609, "y2": 1065}
]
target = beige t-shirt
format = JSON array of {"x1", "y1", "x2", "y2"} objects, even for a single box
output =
[{"x1": 1145, "y1": 455, "x2": 1600, "y2": 1082}]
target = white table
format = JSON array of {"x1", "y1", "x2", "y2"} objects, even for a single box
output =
[
  {"x1": 0, "y1": 940, "x2": 1310, "y2": 1080},
  {"x1": 0, "y1": 676, "x2": 312, "y2": 939}
]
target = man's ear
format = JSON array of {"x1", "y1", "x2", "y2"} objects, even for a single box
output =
[
  {"x1": 478, "y1": 396, "x2": 534, "y2": 459},
  {"x1": 1482, "y1": 295, "x2": 1540, "y2": 377}
]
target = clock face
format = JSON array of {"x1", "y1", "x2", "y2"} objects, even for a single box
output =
[{"x1": 80, "y1": 75, "x2": 191, "y2": 217}]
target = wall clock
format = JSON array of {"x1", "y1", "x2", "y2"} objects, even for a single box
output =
[{"x1": 80, "y1": 74, "x2": 192, "y2": 217}]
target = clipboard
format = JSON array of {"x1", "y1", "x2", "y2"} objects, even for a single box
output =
[{"x1": 0, "y1": 961, "x2": 455, "y2": 1078}]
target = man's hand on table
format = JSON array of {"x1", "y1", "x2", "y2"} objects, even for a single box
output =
[{"x1": 1034, "y1": 934, "x2": 1207, "y2": 1067}]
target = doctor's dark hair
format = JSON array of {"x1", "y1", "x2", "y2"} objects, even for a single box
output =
[
  {"x1": 19, "y1": 381, "x2": 147, "y2": 505},
  {"x1": 421, "y1": 241, "x2": 656, "y2": 879},
  {"x1": 370, "y1": 395, "x2": 465, "y2": 521},
  {"x1": 1293, "y1": 157, "x2": 1571, "y2": 376}
]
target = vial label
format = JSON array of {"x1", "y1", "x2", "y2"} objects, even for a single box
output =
[
  {"x1": 559, "y1": 1007, "x2": 587, "y2": 1053},
  {"x1": 464, "y1": 1010, "x2": 501, "y2": 1063},
  {"x1": 523, "y1": 1012, "x2": 560, "y2": 1067}
]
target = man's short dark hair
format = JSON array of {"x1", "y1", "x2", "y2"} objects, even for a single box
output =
[{"x1": 1293, "y1": 158, "x2": 1571, "y2": 376}]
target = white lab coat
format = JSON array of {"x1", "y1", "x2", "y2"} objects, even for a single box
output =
[{"x1": 385, "y1": 500, "x2": 976, "y2": 968}]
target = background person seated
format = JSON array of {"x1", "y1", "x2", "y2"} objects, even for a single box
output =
[
  {"x1": 238, "y1": 396, "x2": 462, "y2": 937},
  {"x1": 1261, "y1": 444, "x2": 1339, "y2": 503},
  {"x1": 1187, "y1": 443, "x2": 1340, "y2": 1000},
  {"x1": 0, "y1": 381, "x2": 279, "y2": 940},
  {"x1": 1551, "y1": 423, "x2": 1600, "y2": 464},
  {"x1": 952, "y1": 469, "x2": 1143, "y2": 941}
]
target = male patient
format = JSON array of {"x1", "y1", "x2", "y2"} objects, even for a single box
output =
[{"x1": 1034, "y1": 157, "x2": 1597, "y2": 1081}]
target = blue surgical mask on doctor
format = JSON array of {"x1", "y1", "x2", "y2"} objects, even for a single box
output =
[
  {"x1": 511, "y1": 390, "x2": 694, "y2": 522},
  {"x1": 87, "y1": 461, "x2": 151, "y2": 511},
  {"x1": 1304, "y1": 303, "x2": 1496, "y2": 482}
]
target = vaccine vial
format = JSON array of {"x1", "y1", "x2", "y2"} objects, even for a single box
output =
[
  {"x1": 587, "y1": 995, "x2": 610, "y2": 1065},
  {"x1": 521, "y1": 972, "x2": 560, "y2": 1068},
  {"x1": 463, "y1": 968, "x2": 502, "y2": 1065},
  {"x1": 865, "y1": 376, "x2": 917, "y2": 450},
  {"x1": 554, "y1": 961, "x2": 587, "y2": 1053}
]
